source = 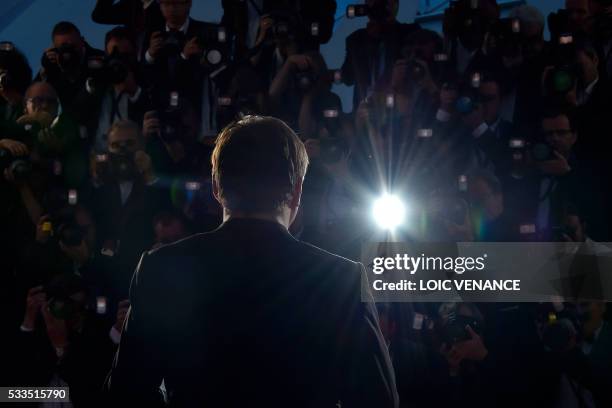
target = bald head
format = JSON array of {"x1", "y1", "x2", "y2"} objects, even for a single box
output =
[{"x1": 25, "y1": 82, "x2": 59, "y2": 116}]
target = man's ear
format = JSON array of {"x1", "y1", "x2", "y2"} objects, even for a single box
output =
[
  {"x1": 290, "y1": 178, "x2": 303, "y2": 211},
  {"x1": 212, "y1": 177, "x2": 222, "y2": 205}
]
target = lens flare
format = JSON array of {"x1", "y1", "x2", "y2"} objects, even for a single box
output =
[{"x1": 372, "y1": 194, "x2": 406, "y2": 230}]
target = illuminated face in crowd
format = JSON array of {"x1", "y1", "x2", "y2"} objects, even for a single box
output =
[
  {"x1": 107, "y1": 126, "x2": 140, "y2": 155},
  {"x1": 25, "y1": 82, "x2": 59, "y2": 117},
  {"x1": 541, "y1": 115, "x2": 577, "y2": 157}
]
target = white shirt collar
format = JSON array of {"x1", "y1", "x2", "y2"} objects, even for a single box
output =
[
  {"x1": 142, "y1": 0, "x2": 155, "y2": 9},
  {"x1": 166, "y1": 18, "x2": 190, "y2": 35},
  {"x1": 584, "y1": 76, "x2": 599, "y2": 96}
]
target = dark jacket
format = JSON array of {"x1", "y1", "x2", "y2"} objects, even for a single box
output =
[{"x1": 106, "y1": 218, "x2": 398, "y2": 407}]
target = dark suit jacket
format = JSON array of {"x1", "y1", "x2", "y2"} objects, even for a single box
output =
[
  {"x1": 106, "y1": 218, "x2": 398, "y2": 407},
  {"x1": 72, "y1": 84, "x2": 150, "y2": 148}
]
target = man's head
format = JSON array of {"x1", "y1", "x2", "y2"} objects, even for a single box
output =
[
  {"x1": 560, "y1": 204, "x2": 587, "y2": 242},
  {"x1": 106, "y1": 119, "x2": 142, "y2": 155},
  {"x1": 574, "y1": 38, "x2": 599, "y2": 85},
  {"x1": 0, "y1": 43, "x2": 32, "y2": 98},
  {"x1": 24, "y1": 82, "x2": 59, "y2": 116},
  {"x1": 541, "y1": 110, "x2": 577, "y2": 157},
  {"x1": 467, "y1": 169, "x2": 504, "y2": 222},
  {"x1": 153, "y1": 211, "x2": 189, "y2": 245},
  {"x1": 508, "y1": 5, "x2": 545, "y2": 59},
  {"x1": 105, "y1": 26, "x2": 137, "y2": 56},
  {"x1": 52, "y1": 22, "x2": 85, "y2": 54},
  {"x1": 478, "y1": 77, "x2": 501, "y2": 125},
  {"x1": 211, "y1": 116, "x2": 309, "y2": 227},
  {"x1": 160, "y1": 0, "x2": 192, "y2": 30},
  {"x1": 366, "y1": 0, "x2": 399, "y2": 22},
  {"x1": 565, "y1": 0, "x2": 591, "y2": 32}
]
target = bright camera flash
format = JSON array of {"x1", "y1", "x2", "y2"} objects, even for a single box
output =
[
  {"x1": 458, "y1": 175, "x2": 468, "y2": 192},
  {"x1": 323, "y1": 109, "x2": 339, "y2": 118},
  {"x1": 413, "y1": 313, "x2": 424, "y2": 330},
  {"x1": 218, "y1": 96, "x2": 232, "y2": 106},
  {"x1": 347, "y1": 6, "x2": 356, "y2": 18},
  {"x1": 68, "y1": 189, "x2": 78, "y2": 205},
  {"x1": 373, "y1": 194, "x2": 406, "y2": 230},
  {"x1": 311, "y1": 22, "x2": 319, "y2": 36},
  {"x1": 417, "y1": 129, "x2": 433, "y2": 138},
  {"x1": 385, "y1": 94, "x2": 395, "y2": 108},
  {"x1": 96, "y1": 296, "x2": 107, "y2": 314},
  {"x1": 185, "y1": 181, "x2": 201, "y2": 191},
  {"x1": 434, "y1": 53, "x2": 449, "y2": 62},
  {"x1": 218, "y1": 27, "x2": 227, "y2": 43},
  {"x1": 471, "y1": 72, "x2": 481, "y2": 88}
]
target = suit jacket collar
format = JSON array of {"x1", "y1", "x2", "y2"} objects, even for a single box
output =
[{"x1": 216, "y1": 218, "x2": 295, "y2": 240}]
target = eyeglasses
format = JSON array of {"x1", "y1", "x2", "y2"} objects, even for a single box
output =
[{"x1": 26, "y1": 96, "x2": 58, "y2": 106}]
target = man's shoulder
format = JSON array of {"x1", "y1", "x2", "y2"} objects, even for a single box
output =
[
  {"x1": 142, "y1": 230, "x2": 362, "y2": 275},
  {"x1": 296, "y1": 237, "x2": 359, "y2": 269}
]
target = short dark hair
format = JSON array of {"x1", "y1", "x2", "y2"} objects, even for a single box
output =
[
  {"x1": 540, "y1": 107, "x2": 576, "y2": 131},
  {"x1": 212, "y1": 116, "x2": 309, "y2": 213},
  {"x1": 0, "y1": 44, "x2": 32, "y2": 94},
  {"x1": 52, "y1": 21, "x2": 81, "y2": 39},
  {"x1": 104, "y1": 26, "x2": 135, "y2": 50}
]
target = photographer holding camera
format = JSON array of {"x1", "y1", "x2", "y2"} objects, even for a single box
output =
[
  {"x1": 38, "y1": 22, "x2": 105, "y2": 109},
  {"x1": 341, "y1": 0, "x2": 420, "y2": 112},
  {"x1": 89, "y1": 120, "x2": 170, "y2": 294},
  {"x1": 0, "y1": 42, "x2": 32, "y2": 129},
  {"x1": 269, "y1": 51, "x2": 330, "y2": 128},
  {"x1": 142, "y1": 0, "x2": 228, "y2": 137},
  {"x1": 221, "y1": 0, "x2": 336, "y2": 62},
  {"x1": 15, "y1": 273, "x2": 118, "y2": 407},
  {"x1": 92, "y1": 0, "x2": 165, "y2": 54},
  {"x1": 74, "y1": 26, "x2": 149, "y2": 152}
]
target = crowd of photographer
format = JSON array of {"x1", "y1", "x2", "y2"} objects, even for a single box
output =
[{"x1": 1, "y1": 0, "x2": 611, "y2": 406}]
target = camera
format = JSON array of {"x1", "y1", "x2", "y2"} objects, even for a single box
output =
[
  {"x1": 444, "y1": 0, "x2": 486, "y2": 42},
  {"x1": 487, "y1": 18, "x2": 523, "y2": 58},
  {"x1": 295, "y1": 69, "x2": 318, "y2": 90},
  {"x1": 53, "y1": 44, "x2": 81, "y2": 72},
  {"x1": 530, "y1": 142, "x2": 554, "y2": 162},
  {"x1": 454, "y1": 86, "x2": 480, "y2": 116},
  {"x1": 0, "y1": 148, "x2": 31, "y2": 182},
  {"x1": 440, "y1": 313, "x2": 482, "y2": 345},
  {"x1": 95, "y1": 150, "x2": 137, "y2": 182},
  {"x1": 87, "y1": 49, "x2": 132, "y2": 86},
  {"x1": 197, "y1": 25, "x2": 229, "y2": 70}
]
